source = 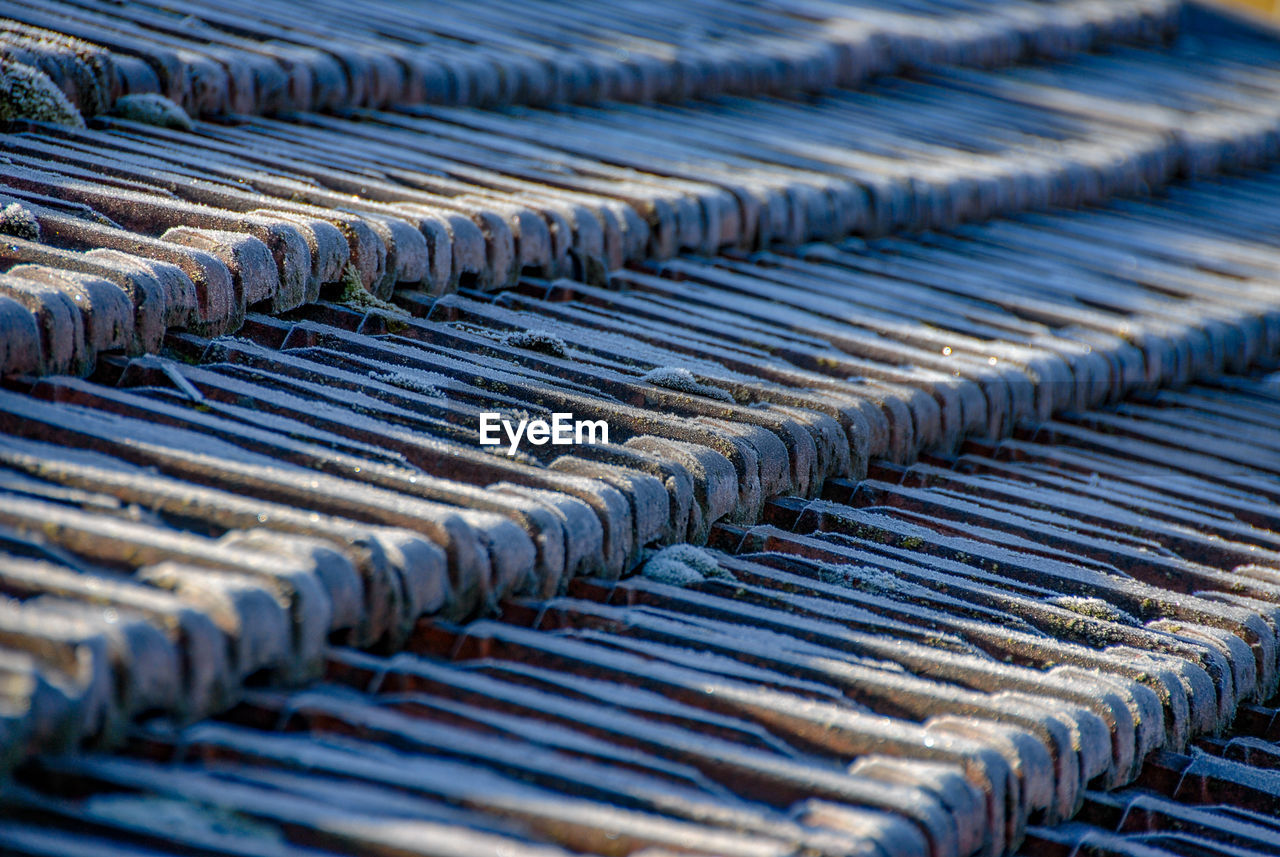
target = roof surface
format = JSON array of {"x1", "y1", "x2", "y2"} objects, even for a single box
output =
[{"x1": 3, "y1": 2, "x2": 1280, "y2": 856}]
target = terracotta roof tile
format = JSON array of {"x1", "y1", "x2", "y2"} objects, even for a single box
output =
[{"x1": 7, "y1": 4, "x2": 1280, "y2": 856}]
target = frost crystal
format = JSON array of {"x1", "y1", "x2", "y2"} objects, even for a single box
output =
[
  {"x1": 641, "y1": 367, "x2": 734, "y2": 403},
  {"x1": 814, "y1": 559, "x2": 927, "y2": 597},
  {"x1": 367, "y1": 370, "x2": 442, "y2": 398},
  {"x1": 502, "y1": 329, "x2": 568, "y2": 357},
  {"x1": 1048, "y1": 595, "x2": 1139, "y2": 626},
  {"x1": 0, "y1": 202, "x2": 40, "y2": 241},
  {"x1": 640, "y1": 544, "x2": 735, "y2": 586},
  {"x1": 0, "y1": 59, "x2": 84, "y2": 127}
]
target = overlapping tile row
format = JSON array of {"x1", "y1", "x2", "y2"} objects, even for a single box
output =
[
  {"x1": 1029, "y1": 718, "x2": 1280, "y2": 855},
  {"x1": 0, "y1": 146, "x2": 1277, "y2": 732},
  {"x1": 1, "y1": 165, "x2": 1277, "y2": 611},
  {"x1": 7, "y1": 23, "x2": 1280, "y2": 377},
  {"x1": 3, "y1": 374, "x2": 1280, "y2": 856},
  {"x1": 5, "y1": 9, "x2": 1280, "y2": 852},
  {"x1": 1, "y1": 0, "x2": 1182, "y2": 121},
  {"x1": 0, "y1": 209, "x2": 1278, "y2": 850}
]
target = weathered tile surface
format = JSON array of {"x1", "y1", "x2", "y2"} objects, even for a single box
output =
[{"x1": 7, "y1": 4, "x2": 1280, "y2": 856}]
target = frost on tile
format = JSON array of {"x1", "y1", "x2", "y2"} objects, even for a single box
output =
[
  {"x1": 0, "y1": 202, "x2": 38, "y2": 241},
  {"x1": 501, "y1": 329, "x2": 568, "y2": 357},
  {"x1": 0, "y1": 59, "x2": 84, "y2": 127},
  {"x1": 641, "y1": 367, "x2": 735, "y2": 403},
  {"x1": 1048, "y1": 596, "x2": 1140, "y2": 627},
  {"x1": 640, "y1": 544, "x2": 736, "y2": 586},
  {"x1": 366, "y1": 370, "x2": 443, "y2": 398}
]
